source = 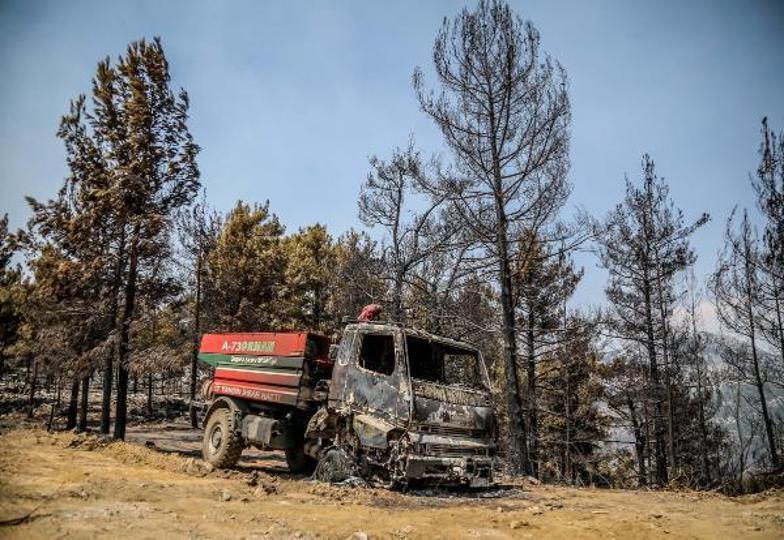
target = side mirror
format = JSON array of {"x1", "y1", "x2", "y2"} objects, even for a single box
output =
[{"x1": 328, "y1": 344, "x2": 338, "y2": 361}]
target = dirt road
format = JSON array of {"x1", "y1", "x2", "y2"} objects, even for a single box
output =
[{"x1": 0, "y1": 427, "x2": 782, "y2": 539}]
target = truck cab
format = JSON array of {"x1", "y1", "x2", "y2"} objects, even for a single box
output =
[{"x1": 312, "y1": 322, "x2": 496, "y2": 487}]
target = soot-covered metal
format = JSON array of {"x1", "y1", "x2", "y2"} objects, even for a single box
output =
[{"x1": 310, "y1": 322, "x2": 496, "y2": 487}]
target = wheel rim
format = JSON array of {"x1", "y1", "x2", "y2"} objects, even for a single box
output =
[{"x1": 209, "y1": 424, "x2": 223, "y2": 455}]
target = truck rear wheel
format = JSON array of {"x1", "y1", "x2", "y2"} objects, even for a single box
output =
[
  {"x1": 285, "y1": 447, "x2": 317, "y2": 475},
  {"x1": 202, "y1": 407, "x2": 244, "y2": 468}
]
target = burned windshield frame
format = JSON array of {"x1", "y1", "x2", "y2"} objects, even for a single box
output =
[{"x1": 405, "y1": 334, "x2": 485, "y2": 390}]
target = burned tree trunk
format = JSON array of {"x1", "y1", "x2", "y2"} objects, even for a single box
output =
[
  {"x1": 147, "y1": 373, "x2": 153, "y2": 417},
  {"x1": 77, "y1": 374, "x2": 89, "y2": 432},
  {"x1": 413, "y1": 2, "x2": 571, "y2": 473},
  {"x1": 102, "y1": 229, "x2": 125, "y2": 434},
  {"x1": 190, "y1": 253, "x2": 202, "y2": 428},
  {"x1": 66, "y1": 378, "x2": 79, "y2": 430},
  {"x1": 750, "y1": 318, "x2": 779, "y2": 468},
  {"x1": 27, "y1": 357, "x2": 38, "y2": 419},
  {"x1": 498, "y1": 232, "x2": 528, "y2": 473},
  {"x1": 642, "y1": 263, "x2": 668, "y2": 485},
  {"x1": 525, "y1": 313, "x2": 538, "y2": 478},
  {"x1": 628, "y1": 396, "x2": 648, "y2": 487},
  {"x1": 654, "y1": 261, "x2": 678, "y2": 473},
  {"x1": 114, "y1": 226, "x2": 139, "y2": 440}
]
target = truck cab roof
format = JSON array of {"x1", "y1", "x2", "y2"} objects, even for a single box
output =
[{"x1": 344, "y1": 321, "x2": 480, "y2": 354}]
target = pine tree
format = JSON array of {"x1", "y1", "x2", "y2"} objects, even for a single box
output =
[
  {"x1": 711, "y1": 209, "x2": 780, "y2": 469},
  {"x1": 203, "y1": 201, "x2": 286, "y2": 331},
  {"x1": 752, "y1": 118, "x2": 784, "y2": 372},
  {"x1": 0, "y1": 214, "x2": 23, "y2": 377},
  {"x1": 413, "y1": 0, "x2": 572, "y2": 473},
  {"x1": 513, "y1": 233, "x2": 583, "y2": 478},
  {"x1": 177, "y1": 192, "x2": 222, "y2": 426},
  {"x1": 538, "y1": 315, "x2": 607, "y2": 484},
  {"x1": 22, "y1": 168, "x2": 115, "y2": 427},
  {"x1": 283, "y1": 224, "x2": 339, "y2": 332},
  {"x1": 327, "y1": 230, "x2": 386, "y2": 324},
  {"x1": 359, "y1": 141, "x2": 452, "y2": 322},
  {"x1": 18, "y1": 240, "x2": 97, "y2": 423},
  {"x1": 28, "y1": 37, "x2": 201, "y2": 438},
  {"x1": 594, "y1": 154, "x2": 708, "y2": 485}
]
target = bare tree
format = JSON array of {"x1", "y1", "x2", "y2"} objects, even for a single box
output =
[
  {"x1": 594, "y1": 155, "x2": 708, "y2": 485},
  {"x1": 684, "y1": 272, "x2": 715, "y2": 486},
  {"x1": 413, "y1": 0, "x2": 571, "y2": 473},
  {"x1": 753, "y1": 118, "x2": 784, "y2": 374},
  {"x1": 727, "y1": 380, "x2": 757, "y2": 492},
  {"x1": 359, "y1": 141, "x2": 453, "y2": 322},
  {"x1": 711, "y1": 210, "x2": 780, "y2": 469}
]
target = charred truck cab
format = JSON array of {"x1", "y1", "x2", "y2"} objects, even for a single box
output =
[
  {"x1": 197, "y1": 318, "x2": 496, "y2": 488},
  {"x1": 323, "y1": 322, "x2": 496, "y2": 487}
]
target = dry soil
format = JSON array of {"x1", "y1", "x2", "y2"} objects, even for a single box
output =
[{"x1": 0, "y1": 426, "x2": 782, "y2": 539}]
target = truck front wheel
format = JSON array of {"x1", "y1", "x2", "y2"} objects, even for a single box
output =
[
  {"x1": 202, "y1": 407, "x2": 244, "y2": 468},
  {"x1": 313, "y1": 447, "x2": 356, "y2": 483}
]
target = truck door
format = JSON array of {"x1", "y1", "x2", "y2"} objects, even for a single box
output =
[{"x1": 332, "y1": 327, "x2": 409, "y2": 423}]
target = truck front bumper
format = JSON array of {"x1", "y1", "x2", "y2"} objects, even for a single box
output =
[{"x1": 404, "y1": 455, "x2": 494, "y2": 488}]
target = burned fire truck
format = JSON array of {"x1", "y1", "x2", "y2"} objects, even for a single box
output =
[{"x1": 197, "y1": 309, "x2": 496, "y2": 488}]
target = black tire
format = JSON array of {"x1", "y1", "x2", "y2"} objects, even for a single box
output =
[
  {"x1": 202, "y1": 407, "x2": 244, "y2": 468},
  {"x1": 313, "y1": 447, "x2": 356, "y2": 483},
  {"x1": 285, "y1": 446, "x2": 317, "y2": 475}
]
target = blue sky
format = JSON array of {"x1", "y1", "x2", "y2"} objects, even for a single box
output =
[{"x1": 1, "y1": 0, "x2": 782, "y2": 312}]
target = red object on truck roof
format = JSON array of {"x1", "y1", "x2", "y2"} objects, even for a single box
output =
[{"x1": 357, "y1": 304, "x2": 383, "y2": 321}]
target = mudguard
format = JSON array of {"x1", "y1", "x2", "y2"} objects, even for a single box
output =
[
  {"x1": 241, "y1": 414, "x2": 297, "y2": 449},
  {"x1": 204, "y1": 396, "x2": 248, "y2": 432}
]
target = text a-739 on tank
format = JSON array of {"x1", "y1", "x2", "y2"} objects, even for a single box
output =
[{"x1": 195, "y1": 305, "x2": 497, "y2": 488}]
